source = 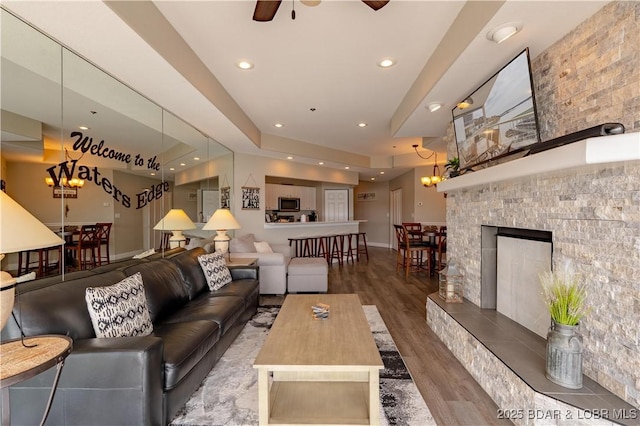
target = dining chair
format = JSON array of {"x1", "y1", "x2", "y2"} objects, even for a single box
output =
[
  {"x1": 95, "y1": 222, "x2": 112, "y2": 265},
  {"x1": 66, "y1": 224, "x2": 100, "y2": 270},
  {"x1": 402, "y1": 222, "x2": 423, "y2": 243},
  {"x1": 394, "y1": 224, "x2": 431, "y2": 278},
  {"x1": 18, "y1": 246, "x2": 62, "y2": 278}
]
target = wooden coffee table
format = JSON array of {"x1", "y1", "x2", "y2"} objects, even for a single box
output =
[{"x1": 253, "y1": 294, "x2": 383, "y2": 425}]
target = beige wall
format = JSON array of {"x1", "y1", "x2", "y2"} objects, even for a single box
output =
[
  {"x1": 413, "y1": 164, "x2": 447, "y2": 225},
  {"x1": 353, "y1": 180, "x2": 390, "y2": 247},
  {"x1": 112, "y1": 170, "x2": 171, "y2": 256}
]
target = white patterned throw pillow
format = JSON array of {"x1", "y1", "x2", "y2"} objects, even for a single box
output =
[
  {"x1": 85, "y1": 272, "x2": 153, "y2": 338},
  {"x1": 198, "y1": 252, "x2": 233, "y2": 291}
]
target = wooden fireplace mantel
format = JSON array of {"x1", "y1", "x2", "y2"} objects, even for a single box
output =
[{"x1": 438, "y1": 132, "x2": 640, "y2": 192}]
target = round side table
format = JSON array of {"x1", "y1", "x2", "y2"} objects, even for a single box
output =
[{"x1": 1, "y1": 335, "x2": 72, "y2": 426}]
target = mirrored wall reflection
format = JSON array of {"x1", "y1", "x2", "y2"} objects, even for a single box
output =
[{"x1": 0, "y1": 7, "x2": 233, "y2": 279}]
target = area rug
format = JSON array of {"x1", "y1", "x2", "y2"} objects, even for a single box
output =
[{"x1": 170, "y1": 305, "x2": 435, "y2": 426}]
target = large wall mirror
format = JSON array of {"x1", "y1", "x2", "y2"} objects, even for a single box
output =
[{"x1": 0, "y1": 7, "x2": 233, "y2": 277}]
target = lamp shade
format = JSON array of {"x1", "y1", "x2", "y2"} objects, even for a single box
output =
[
  {"x1": 1, "y1": 191, "x2": 65, "y2": 330},
  {"x1": 0, "y1": 191, "x2": 64, "y2": 253},
  {"x1": 153, "y1": 209, "x2": 196, "y2": 231},
  {"x1": 202, "y1": 209, "x2": 241, "y2": 231}
]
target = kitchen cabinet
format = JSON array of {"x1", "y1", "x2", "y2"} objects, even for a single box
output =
[
  {"x1": 299, "y1": 186, "x2": 316, "y2": 210},
  {"x1": 265, "y1": 184, "x2": 278, "y2": 210}
]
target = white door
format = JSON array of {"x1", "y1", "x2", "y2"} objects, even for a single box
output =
[
  {"x1": 324, "y1": 189, "x2": 348, "y2": 221},
  {"x1": 390, "y1": 189, "x2": 402, "y2": 250}
]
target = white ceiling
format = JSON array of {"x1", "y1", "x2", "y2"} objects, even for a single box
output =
[{"x1": 1, "y1": 0, "x2": 610, "y2": 182}]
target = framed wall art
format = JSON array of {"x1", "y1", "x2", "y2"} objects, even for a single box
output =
[
  {"x1": 220, "y1": 186, "x2": 230, "y2": 209},
  {"x1": 357, "y1": 192, "x2": 376, "y2": 202},
  {"x1": 242, "y1": 187, "x2": 260, "y2": 210}
]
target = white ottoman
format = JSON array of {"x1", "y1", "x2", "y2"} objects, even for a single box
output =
[{"x1": 287, "y1": 257, "x2": 328, "y2": 293}]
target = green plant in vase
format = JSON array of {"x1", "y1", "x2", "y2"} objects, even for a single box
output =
[
  {"x1": 444, "y1": 157, "x2": 460, "y2": 178},
  {"x1": 539, "y1": 262, "x2": 588, "y2": 389},
  {"x1": 540, "y1": 263, "x2": 588, "y2": 326}
]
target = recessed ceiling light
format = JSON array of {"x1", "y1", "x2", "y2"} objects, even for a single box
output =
[
  {"x1": 169, "y1": 167, "x2": 175, "y2": 171},
  {"x1": 236, "y1": 60, "x2": 254, "y2": 70},
  {"x1": 79, "y1": 126, "x2": 90, "y2": 130},
  {"x1": 427, "y1": 103, "x2": 442, "y2": 112},
  {"x1": 180, "y1": 163, "x2": 186, "y2": 166},
  {"x1": 380, "y1": 171, "x2": 385, "y2": 175},
  {"x1": 193, "y1": 157, "x2": 200, "y2": 161},
  {"x1": 345, "y1": 166, "x2": 350, "y2": 170},
  {"x1": 358, "y1": 122, "x2": 367, "y2": 128},
  {"x1": 150, "y1": 172, "x2": 156, "y2": 176},
  {"x1": 287, "y1": 156, "x2": 293, "y2": 160},
  {"x1": 274, "y1": 123, "x2": 283, "y2": 128},
  {"x1": 378, "y1": 57, "x2": 396, "y2": 68},
  {"x1": 318, "y1": 162, "x2": 324, "y2": 165},
  {"x1": 487, "y1": 23, "x2": 521, "y2": 44},
  {"x1": 370, "y1": 177, "x2": 375, "y2": 181}
]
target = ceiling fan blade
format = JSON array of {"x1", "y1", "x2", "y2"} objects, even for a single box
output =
[
  {"x1": 362, "y1": 1, "x2": 389, "y2": 11},
  {"x1": 253, "y1": 0, "x2": 282, "y2": 21}
]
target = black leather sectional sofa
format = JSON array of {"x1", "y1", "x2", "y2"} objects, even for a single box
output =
[{"x1": 0, "y1": 247, "x2": 259, "y2": 425}]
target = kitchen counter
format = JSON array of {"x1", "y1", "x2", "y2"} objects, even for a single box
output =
[
  {"x1": 261, "y1": 220, "x2": 367, "y2": 245},
  {"x1": 264, "y1": 220, "x2": 366, "y2": 229}
]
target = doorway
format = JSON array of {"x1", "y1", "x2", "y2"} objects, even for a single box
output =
[
  {"x1": 390, "y1": 188, "x2": 402, "y2": 250},
  {"x1": 324, "y1": 189, "x2": 348, "y2": 221}
]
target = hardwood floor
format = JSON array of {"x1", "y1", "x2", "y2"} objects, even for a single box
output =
[{"x1": 325, "y1": 246, "x2": 511, "y2": 426}]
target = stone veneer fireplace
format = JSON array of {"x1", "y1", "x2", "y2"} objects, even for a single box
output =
[
  {"x1": 427, "y1": 131, "x2": 640, "y2": 424},
  {"x1": 426, "y1": 3, "x2": 640, "y2": 419}
]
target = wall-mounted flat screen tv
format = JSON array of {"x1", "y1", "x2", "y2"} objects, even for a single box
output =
[{"x1": 452, "y1": 48, "x2": 540, "y2": 171}]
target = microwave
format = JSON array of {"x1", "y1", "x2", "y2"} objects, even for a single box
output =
[{"x1": 278, "y1": 197, "x2": 300, "y2": 211}]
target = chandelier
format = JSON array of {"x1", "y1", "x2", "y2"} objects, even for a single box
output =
[
  {"x1": 44, "y1": 148, "x2": 85, "y2": 188},
  {"x1": 45, "y1": 176, "x2": 84, "y2": 188},
  {"x1": 421, "y1": 155, "x2": 442, "y2": 187},
  {"x1": 413, "y1": 145, "x2": 443, "y2": 187}
]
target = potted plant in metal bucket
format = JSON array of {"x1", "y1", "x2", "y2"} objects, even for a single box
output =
[
  {"x1": 540, "y1": 262, "x2": 589, "y2": 389},
  {"x1": 444, "y1": 157, "x2": 460, "y2": 178}
]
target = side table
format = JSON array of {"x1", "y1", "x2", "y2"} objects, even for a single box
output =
[{"x1": 1, "y1": 335, "x2": 72, "y2": 426}]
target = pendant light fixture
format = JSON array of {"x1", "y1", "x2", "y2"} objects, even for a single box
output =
[
  {"x1": 412, "y1": 144, "x2": 443, "y2": 187},
  {"x1": 421, "y1": 153, "x2": 442, "y2": 187}
]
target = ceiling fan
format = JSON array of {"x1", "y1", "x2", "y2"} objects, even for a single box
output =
[{"x1": 253, "y1": 0, "x2": 390, "y2": 22}]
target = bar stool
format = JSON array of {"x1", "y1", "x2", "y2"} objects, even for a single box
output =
[
  {"x1": 344, "y1": 233, "x2": 356, "y2": 264},
  {"x1": 302, "y1": 237, "x2": 315, "y2": 257},
  {"x1": 316, "y1": 236, "x2": 330, "y2": 263},
  {"x1": 351, "y1": 231, "x2": 369, "y2": 262},
  {"x1": 328, "y1": 234, "x2": 344, "y2": 267},
  {"x1": 288, "y1": 238, "x2": 304, "y2": 257}
]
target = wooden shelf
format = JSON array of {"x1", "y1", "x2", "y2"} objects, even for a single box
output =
[{"x1": 269, "y1": 381, "x2": 371, "y2": 425}]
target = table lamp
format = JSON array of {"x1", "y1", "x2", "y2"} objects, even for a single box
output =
[
  {"x1": 153, "y1": 209, "x2": 196, "y2": 248},
  {"x1": 1, "y1": 191, "x2": 65, "y2": 330},
  {"x1": 202, "y1": 209, "x2": 240, "y2": 259}
]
